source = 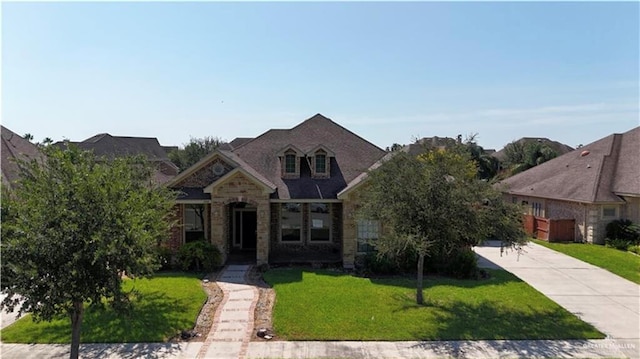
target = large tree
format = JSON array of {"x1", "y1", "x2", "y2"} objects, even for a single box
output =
[
  {"x1": 169, "y1": 136, "x2": 226, "y2": 172},
  {"x1": 358, "y1": 146, "x2": 526, "y2": 304},
  {"x1": 503, "y1": 140, "x2": 558, "y2": 175},
  {"x1": 1, "y1": 146, "x2": 176, "y2": 359}
]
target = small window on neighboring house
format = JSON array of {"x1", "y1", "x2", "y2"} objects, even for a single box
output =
[
  {"x1": 315, "y1": 153, "x2": 327, "y2": 174},
  {"x1": 357, "y1": 220, "x2": 379, "y2": 253},
  {"x1": 284, "y1": 154, "x2": 296, "y2": 174},
  {"x1": 512, "y1": 197, "x2": 518, "y2": 204},
  {"x1": 602, "y1": 206, "x2": 617, "y2": 218}
]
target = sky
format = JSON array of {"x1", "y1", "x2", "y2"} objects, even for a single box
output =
[{"x1": 2, "y1": 2, "x2": 638, "y2": 151}]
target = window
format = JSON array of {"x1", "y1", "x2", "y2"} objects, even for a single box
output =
[
  {"x1": 315, "y1": 153, "x2": 327, "y2": 174},
  {"x1": 281, "y1": 203, "x2": 302, "y2": 241},
  {"x1": 602, "y1": 206, "x2": 617, "y2": 218},
  {"x1": 185, "y1": 204, "x2": 205, "y2": 243},
  {"x1": 532, "y1": 202, "x2": 543, "y2": 217},
  {"x1": 309, "y1": 203, "x2": 331, "y2": 241},
  {"x1": 284, "y1": 154, "x2": 296, "y2": 174},
  {"x1": 357, "y1": 220, "x2": 379, "y2": 253}
]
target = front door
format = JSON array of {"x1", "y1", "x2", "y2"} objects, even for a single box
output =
[{"x1": 233, "y1": 209, "x2": 257, "y2": 250}]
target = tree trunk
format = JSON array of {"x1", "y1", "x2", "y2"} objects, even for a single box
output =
[
  {"x1": 416, "y1": 254, "x2": 424, "y2": 305},
  {"x1": 70, "y1": 301, "x2": 84, "y2": 359}
]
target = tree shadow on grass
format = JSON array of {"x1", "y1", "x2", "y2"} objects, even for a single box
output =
[
  {"x1": 418, "y1": 300, "x2": 603, "y2": 340},
  {"x1": 81, "y1": 291, "x2": 194, "y2": 343}
]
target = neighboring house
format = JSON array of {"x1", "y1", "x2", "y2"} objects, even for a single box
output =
[
  {"x1": 499, "y1": 127, "x2": 640, "y2": 244},
  {"x1": 1, "y1": 126, "x2": 44, "y2": 190},
  {"x1": 55, "y1": 133, "x2": 179, "y2": 184},
  {"x1": 165, "y1": 114, "x2": 387, "y2": 267}
]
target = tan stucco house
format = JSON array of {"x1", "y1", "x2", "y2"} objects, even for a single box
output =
[
  {"x1": 499, "y1": 126, "x2": 640, "y2": 244},
  {"x1": 165, "y1": 114, "x2": 387, "y2": 267}
]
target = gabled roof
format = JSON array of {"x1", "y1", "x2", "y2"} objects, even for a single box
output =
[
  {"x1": 1, "y1": 126, "x2": 44, "y2": 189},
  {"x1": 232, "y1": 113, "x2": 386, "y2": 199},
  {"x1": 59, "y1": 133, "x2": 173, "y2": 162},
  {"x1": 166, "y1": 149, "x2": 276, "y2": 191},
  {"x1": 55, "y1": 133, "x2": 179, "y2": 184},
  {"x1": 499, "y1": 127, "x2": 640, "y2": 203}
]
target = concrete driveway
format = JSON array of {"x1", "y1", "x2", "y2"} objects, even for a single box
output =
[
  {"x1": 475, "y1": 240, "x2": 640, "y2": 358},
  {"x1": 0, "y1": 294, "x2": 24, "y2": 330}
]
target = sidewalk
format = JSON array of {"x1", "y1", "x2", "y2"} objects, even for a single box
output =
[{"x1": 0, "y1": 339, "x2": 634, "y2": 358}]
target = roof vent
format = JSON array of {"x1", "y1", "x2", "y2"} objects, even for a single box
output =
[{"x1": 580, "y1": 150, "x2": 590, "y2": 157}]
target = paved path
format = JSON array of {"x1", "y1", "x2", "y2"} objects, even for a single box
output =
[
  {"x1": 196, "y1": 264, "x2": 258, "y2": 359},
  {"x1": 475, "y1": 240, "x2": 640, "y2": 358}
]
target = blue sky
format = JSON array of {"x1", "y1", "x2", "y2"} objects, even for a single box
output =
[{"x1": 2, "y1": 2, "x2": 638, "y2": 151}]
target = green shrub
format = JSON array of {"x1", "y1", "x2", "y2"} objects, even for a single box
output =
[
  {"x1": 628, "y1": 245, "x2": 640, "y2": 255},
  {"x1": 176, "y1": 240, "x2": 221, "y2": 272},
  {"x1": 605, "y1": 238, "x2": 631, "y2": 251},
  {"x1": 155, "y1": 246, "x2": 175, "y2": 271},
  {"x1": 445, "y1": 247, "x2": 479, "y2": 279},
  {"x1": 606, "y1": 219, "x2": 640, "y2": 244}
]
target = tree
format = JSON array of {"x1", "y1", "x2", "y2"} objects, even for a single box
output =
[
  {"x1": 385, "y1": 143, "x2": 403, "y2": 152},
  {"x1": 358, "y1": 145, "x2": 526, "y2": 305},
  {"x1": 1, "y1": 145, "x2": 176, "y2": 359},
  {"x1": 463, "y1": 135, "x2": 498, "y2": 180},
  {"x1": 503, "y1": 140, "x2": 558, "y2": 176},
  {"x1": 169, "y1": 136, "x2": 226, "y2": 172},
  {"x1": 23, "y1": 133, "x2": 34, "y2": 142}
]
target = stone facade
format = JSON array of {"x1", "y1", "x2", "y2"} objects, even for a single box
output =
[{"x1": 208, "y1": 171, "x2": 271, "y2": 265}]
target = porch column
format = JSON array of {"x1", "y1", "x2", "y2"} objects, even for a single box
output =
[
  {"x1": 211, "y1": 199, "x2": 228, "y2": 263},
  {"x1": 256, "y1": 199, "x2": 270, "y2": 265}
]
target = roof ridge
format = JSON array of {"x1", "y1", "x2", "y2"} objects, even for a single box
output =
[{"x1": 298, "y1": 113, "x2": 386, "y2": 153}]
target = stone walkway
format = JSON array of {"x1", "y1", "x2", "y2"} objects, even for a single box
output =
[{"x1": 196, "y1": 265, "x2": 258, "y2": 359}]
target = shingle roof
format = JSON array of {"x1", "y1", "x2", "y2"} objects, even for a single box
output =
[
  {"x1": 232, "y1": 114, "x2": 386, "y2": 199},
  {"x1": 55, "y1": 133, "x2": 178, "y2": 184},
  {"x1": 1, "y1": 126, "x2": 44, "y2": 189},
  {"x1": 498, "y1": 127, "x2": 640, "y2": 203}
]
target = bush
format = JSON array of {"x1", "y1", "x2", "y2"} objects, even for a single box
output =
[
  {"x1": 628, "y1": 245, "x2": 640, "y2": 255},
  {"x1": 605, "y1": 238, "x2": 631, "y2": 251},
  {"x1": 176, "y1": 240, "x2": 222, "y2": 272},
  {"x1": 445, "y1": 247, "x2": 479, "y2": 279},
  {"x1": 156, "y1": 245, "x2": 175, "y2": 271},
  {"x1": 360, "y1": 246, "x2": 479, "y2": 279},
  {"x1": 606, "y1": 219, "x2": 640, "y2": 244}
]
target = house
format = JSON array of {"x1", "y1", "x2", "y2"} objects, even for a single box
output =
[
  {"x1": 55, "y1": 133, "x2": 179, "y2": 184},
  {"x1": 165, "y1": 114, "x2": 387, "y2": 267},
  {"x1": 1, "y1": 126, "x2": 44, "y2": 190},
  {"x1": 498, "y1": 127, "x2": 640, "y2": 244}
]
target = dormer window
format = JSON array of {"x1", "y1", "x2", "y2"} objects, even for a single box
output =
[
  {"x1": 308, "y1": 146, "x2": 334, "y2": 178},
  {"x1": 285, "y1": 153, "x2": 297, "y2": 174},
  {"x1": 315, "y1": 151, "x2": 327, "y2": 174},
  {"x1": 278, "y1": 145, "x2": 303, "y2": 179}
]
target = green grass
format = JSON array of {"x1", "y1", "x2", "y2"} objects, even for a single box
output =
[
  {"x1": 0, "y1": 272, "x2": 206, "y2": 343},
  {"x1": 264, "y1": 268, "x2": 604, "y2": 341},
  {"x1": 532, "y1": 239, "x2": 640, "y2": 284}
]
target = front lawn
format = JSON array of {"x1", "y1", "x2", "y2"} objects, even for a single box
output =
[
  {"x1": 533, "y1": 239, "x2": 640, "y2": 284},
  {"x1": 264, "y1": 268, "x2": 604, "y2": 341},
  {"x1": 0, "y1": 272, "x2": 206, "y2": 343}
]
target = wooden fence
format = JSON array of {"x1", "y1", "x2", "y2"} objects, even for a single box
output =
[{"x1": 523, "y1": 215, "x2": 575, "y2": 242}]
